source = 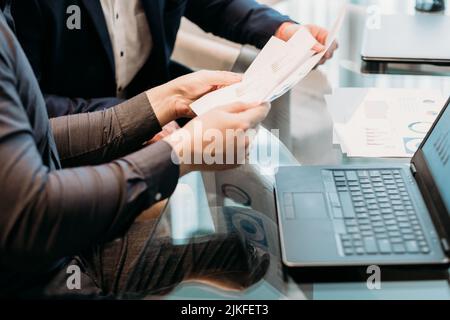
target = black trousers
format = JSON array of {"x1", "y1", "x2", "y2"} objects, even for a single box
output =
[{"x1": 19, "y1": 218, "x2": 269, "y2": 299}]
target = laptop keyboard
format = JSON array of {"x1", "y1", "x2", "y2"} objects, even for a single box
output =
[{"x1": 325, "y1": 169, "x2": 430, "y2": 256}]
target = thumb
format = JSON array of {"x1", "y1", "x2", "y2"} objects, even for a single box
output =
[
  {"x1": 312, "y1": 42, "x2": 325, "y2": 53},
  {"x1": 236, "y1": 103, "x2": 270, "y2": 128},
  {"x1": 198, "y1": 70, "x2": 243, "y2": 87}
]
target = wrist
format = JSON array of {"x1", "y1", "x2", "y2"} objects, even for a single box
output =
[{"x1": 146, "y1": 85, "x2": 179, "y2": 127}]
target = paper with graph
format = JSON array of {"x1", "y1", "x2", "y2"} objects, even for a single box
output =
[
  {"x1": 190, "y1": 6, "x2": 347, "y2": 115},
  {"x1": 326, "y1": 88, "x2": 446, "y2": 158}
]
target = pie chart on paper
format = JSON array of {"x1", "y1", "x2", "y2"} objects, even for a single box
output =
[
  {"x1": 404, "y1": 138, "x2": 423, "y2": 155},
  {"x1": 408, "y1": 122, "x2": 433, "y2": 135}
]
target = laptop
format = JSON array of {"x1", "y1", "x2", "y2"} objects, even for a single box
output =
[
  {"x1": 275, "y1": 97, "x2": 450, "y2": 267},
  {"x1": 361, "y1": 14, "x2": 450, "y2": 65}
]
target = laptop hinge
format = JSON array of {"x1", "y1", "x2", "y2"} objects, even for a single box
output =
[{"x1": 410, "y1": 163, "x2": 418, "y2": 176}]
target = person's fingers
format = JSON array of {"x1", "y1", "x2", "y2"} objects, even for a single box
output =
[
  {"x1": 331, "y1": 41, "x2": 338, "y2": 51},
  {"x1": 148, "y1": 125, "x2": 176, "y2": 144},
  {"x1": 315, "y1": 41, "x2": 338, "y2": 64},
  {"x1": 306, "y1": 25, "x2": 328, "y2": 45},
  {"x1": 316, "y1": 29, "x2": 329, "y2": 45},
  {"x1": 236, "y1": 103, "x2": 270, "y2": 128},
  {"x1": 165, "y1": 121, "x2": 181, "y2": 132},
  {"x1": 184, "y1": 108, "x2": 197, "y2": 118},
  {"x1": 318, "y1": 52, "x2": 332, "y2": 65},
  {"x1": 174, "y1": 99, "x2": 197, "y2": 119},
  {"x1": 329, "y1": 41, "x2": 338, "y2": 52},
  {"x1": 197, "y1": 70, "x2": 243, "y2": 87},
  {"x1": 218, "y1": 101, "x2": 263, "y2": 114},
  {"x1": 312, "y1": 42, "x2": 326, "y2": 53},
  {"x1": 183, "y1": 105, "x2": 197, "y2": 118},
  {"x1": 323, "y1": 42, "x2": 338, "y2": 60}
]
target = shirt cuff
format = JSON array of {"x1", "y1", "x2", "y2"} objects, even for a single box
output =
[{"x1": 124, "y1": 140, "x2": 180, "y2": 201}]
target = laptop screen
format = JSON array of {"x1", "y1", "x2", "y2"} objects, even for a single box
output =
[{"x1": 422, "y1": 100, "x2": 450, "y2": 212}]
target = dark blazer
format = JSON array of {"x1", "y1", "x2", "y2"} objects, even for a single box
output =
[{"x1": 11, "y1": 0, "x2": 291, "y2": 117}]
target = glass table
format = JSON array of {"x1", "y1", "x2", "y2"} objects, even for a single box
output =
[{"x1": 145, "y1": 0, "x2": 450, "y2": 300}]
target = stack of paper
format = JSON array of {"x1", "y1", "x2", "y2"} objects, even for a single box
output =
[
  {"x1": 190, "y1": 6, "x2": 347, "y2": 116},
  {"x1": 326, "y1": 88, "x2": 446, "y2": 158}
]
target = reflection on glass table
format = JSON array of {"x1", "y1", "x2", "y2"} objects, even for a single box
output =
[{"x1": 147, "y1": 127, "x2": 301, "y2": 300}]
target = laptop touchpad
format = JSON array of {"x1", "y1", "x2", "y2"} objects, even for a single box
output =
[{"x1": 293, "y1": 193, "x2": 328, "y2": 219}]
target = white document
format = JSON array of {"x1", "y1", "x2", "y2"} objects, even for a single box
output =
[
  {"x1": 326, "y1": 88, "x2": 446, "y2": 158},
  {"x1": 325, "y1": 88, "x2": 372, "y2": 149},
  {"x1": 244, "y1": 36, "x2": 287, "y2": 78},
  {"x1": 191, "y1": 6, "x2": 347, "y2": 115}
]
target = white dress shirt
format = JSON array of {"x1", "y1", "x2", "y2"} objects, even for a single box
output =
[{"x1": 100, "y1": 0, "x2": 153, "y2": 97}]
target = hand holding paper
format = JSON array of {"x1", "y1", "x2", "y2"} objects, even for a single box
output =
[
  {"x1": 190, "y1": 6, "x2": 347, "y2": 116},
  {"x1": 277, "y1": 22, "x2": 339, "y2": 64}
]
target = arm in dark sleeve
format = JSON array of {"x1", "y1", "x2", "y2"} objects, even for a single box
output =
[
  {"x1": 185, "y1": 0, "x2": 293, "y2": 49},
  {"x1": 0, "y1": 73, "x2": 179, "y2": 270},
  {"x1": 50, "y1": 93, "x2": 162, "y2": 167}
]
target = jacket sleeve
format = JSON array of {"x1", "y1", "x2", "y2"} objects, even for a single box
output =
[
  {"x1": 0, "y1": 55, "x2": 179, "y2": 271},
  {"x1": 50, "y1": 93, "x2": 162, "y2": 167},
  {"x1": 185, "y1": 0, "x2": 294, "y2": 49}
]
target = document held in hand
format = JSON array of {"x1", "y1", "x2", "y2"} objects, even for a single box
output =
[{"x1": 191, "y1": 6, "x2": 347, "y2": 116}]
